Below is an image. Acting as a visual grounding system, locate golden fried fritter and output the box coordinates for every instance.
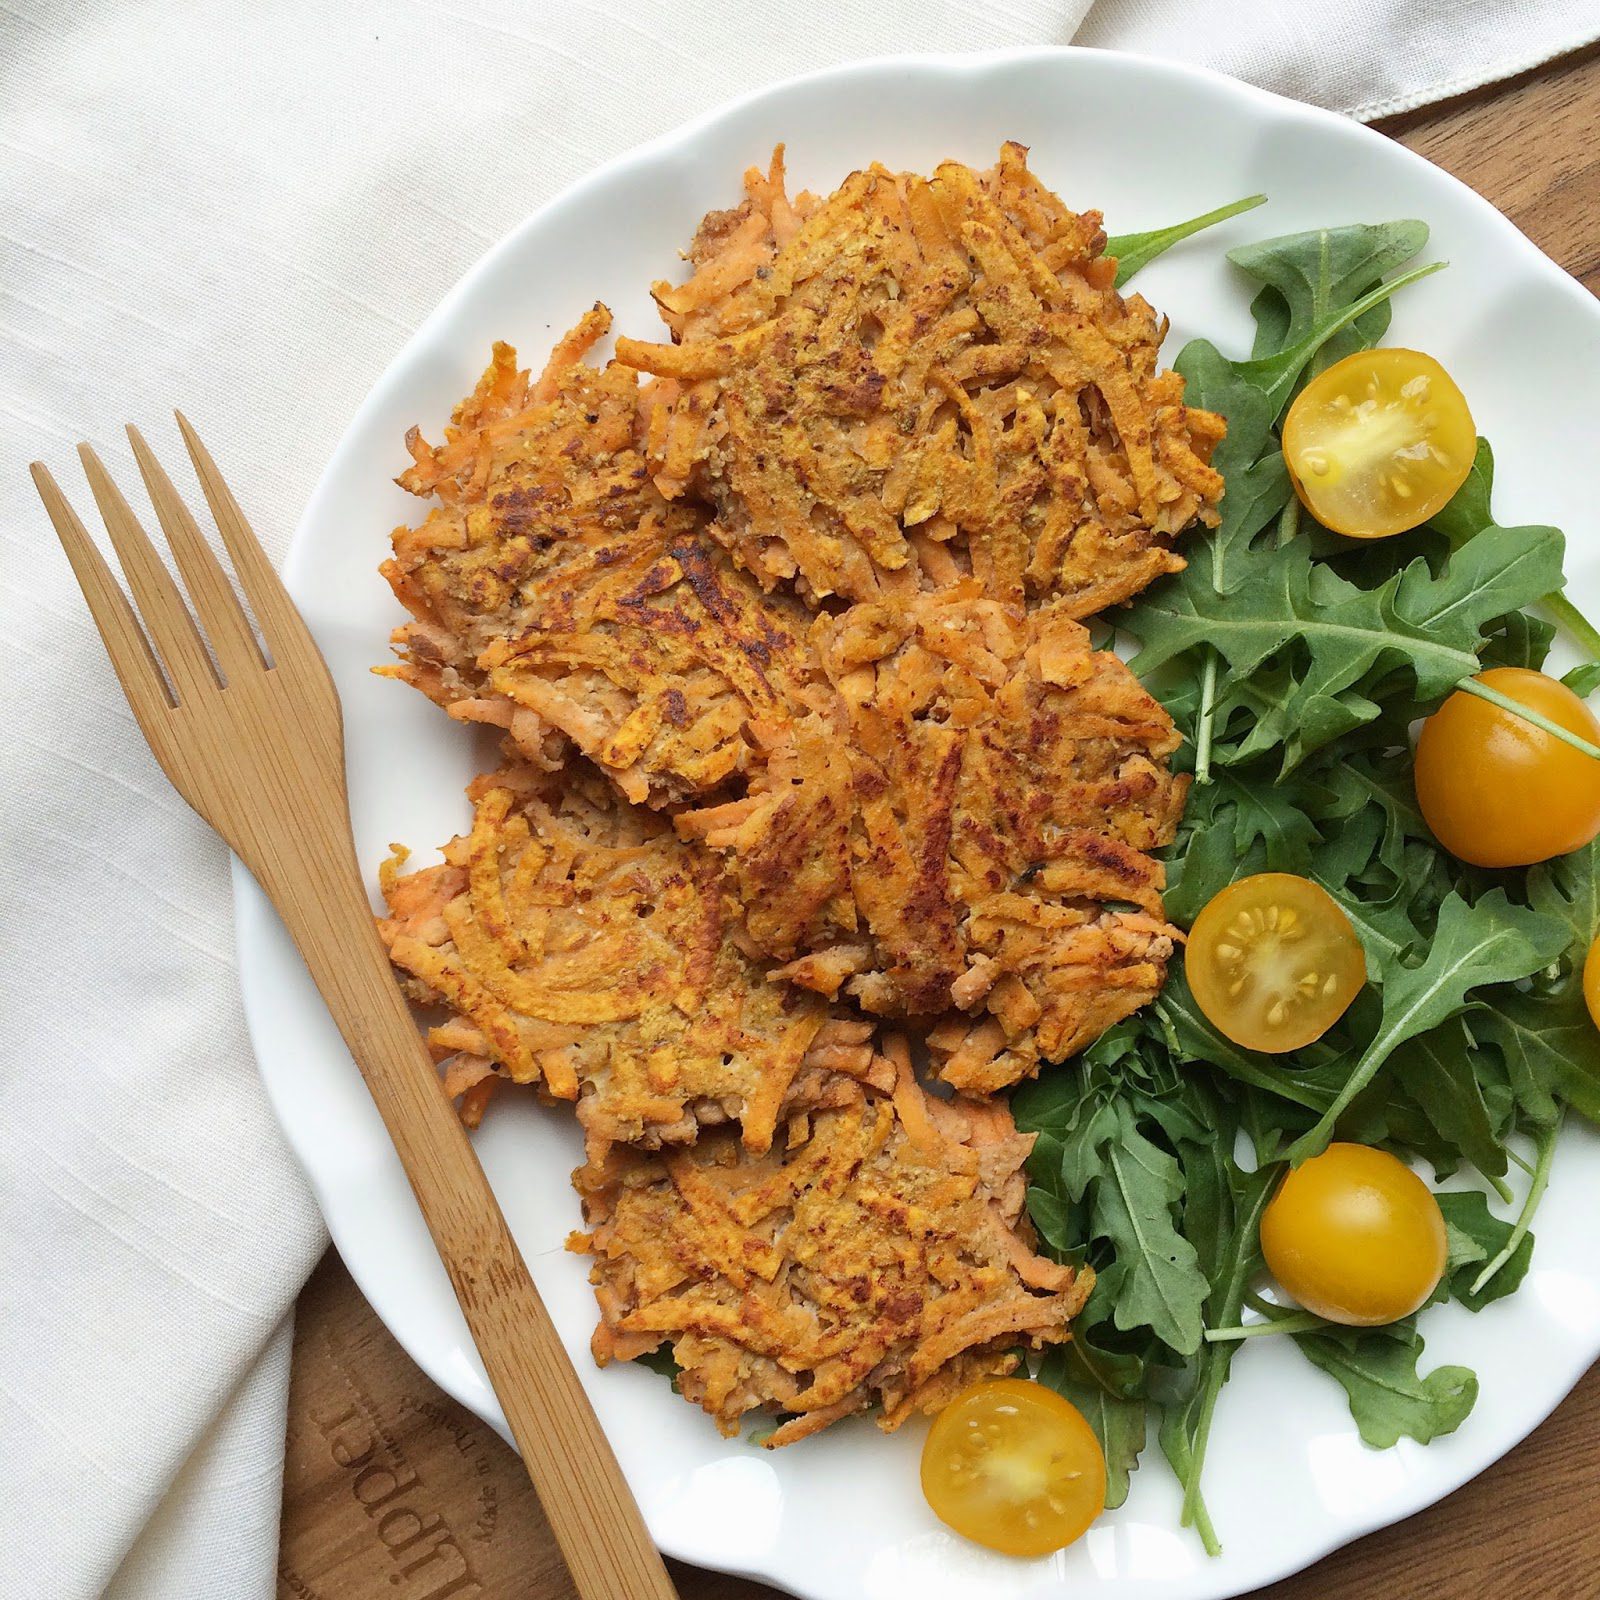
[617,143,1224,613]
[679,591,1186,1090]
[382,316,825,803]
[572,1042,1090,1445]
[378,760,886,1158]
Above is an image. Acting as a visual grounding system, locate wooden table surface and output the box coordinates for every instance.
[278,45,1600,1600]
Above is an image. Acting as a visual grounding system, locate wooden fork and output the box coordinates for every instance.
[31,422,679,1600]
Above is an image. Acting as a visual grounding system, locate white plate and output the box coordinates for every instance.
[235,47,1600,1600]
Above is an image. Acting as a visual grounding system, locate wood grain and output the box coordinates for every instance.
[280,45,1600,1600]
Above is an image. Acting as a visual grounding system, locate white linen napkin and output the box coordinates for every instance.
[2,4,1594,1597]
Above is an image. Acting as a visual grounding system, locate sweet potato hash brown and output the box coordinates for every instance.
[573,1041,1090,1445]
[616,143,1224,612]
[680,588,1187,1091]
[377,141,1211,1444]
[381,313,828,805]
[378,760,885,1159]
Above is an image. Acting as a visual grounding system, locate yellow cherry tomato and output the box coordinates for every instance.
[1584,937,1600,1033]
[1414,667,1600,868]
[1282,348,1476,538]
[921,1378,1105,1558]
[1261,1143,1447,1326]
[1184,873,1366,1054]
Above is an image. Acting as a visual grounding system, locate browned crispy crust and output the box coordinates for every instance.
[571,1040,1091,1444]
[617,143,1224,612]
[478,529,830,806]
[377,760,888,1159]
[679,590,1186,1090]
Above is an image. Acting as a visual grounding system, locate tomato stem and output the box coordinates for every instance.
[1203,1309,1328,1342]
[1455,677,1600,761]
[1470,1115,1560,1297]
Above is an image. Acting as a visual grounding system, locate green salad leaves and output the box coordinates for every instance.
[1019,215,1600,1552]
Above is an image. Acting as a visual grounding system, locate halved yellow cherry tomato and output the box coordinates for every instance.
[921,1378,1105,1557]
[1415,667,1600,868]
[1185,873,1365,1053]
[1583,937,1600,1033]
[1282,348,1476,538]
[1261,1143,1447,1326]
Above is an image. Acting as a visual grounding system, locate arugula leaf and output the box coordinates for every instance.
[1542,591,1600,675]
[1312,860,1423,978]
[1052,1287,1158,1401]
[1158,1161,1276,1555]
[1426,436,1600,688]
[1428,438,1497,548]
[1036,1343,1147,1509]
[1475,840,1600,1123]
[1229,221,1431,372]
[1171,340,1295,598]
[635,1346,682,1391]
[1157,970,1341,1116]
[1127,525,1564,772]
[1303,746,1433,886]
[1017,1052,1211,1355]
[1203,772,1322,871]
[1435,1190,1534,1309]
[1287,891,1572,1163]
[1026,1099,1120,1205]
[1292,1322,1477,1448]
[1482,608,1558,673]
[1174,265,1441,600]
[1388,1020,1509,1182]
[1163,773,1321,924]
[1474,990,1599,1126]
[1561,659,1600,697]
[1106,195,1267,287]
[1092,1103,1210,1354]
[1233,261,1443,412]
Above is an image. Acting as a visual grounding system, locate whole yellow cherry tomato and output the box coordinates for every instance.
[920,1378,1105,1557]
[1185,874,1366,1054]
[1261,1143,1447,1326]
[1282,348,1476,538]
[1414,667,1600,868]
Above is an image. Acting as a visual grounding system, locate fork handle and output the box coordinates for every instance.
[266,845,680,1600]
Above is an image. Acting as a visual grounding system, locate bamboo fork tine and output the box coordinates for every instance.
[31,461,175,718]
[173,410,319,673]
[77,442,217,704]
[127,424,264,682]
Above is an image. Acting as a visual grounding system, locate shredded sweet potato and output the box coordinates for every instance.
[384,343,1187,1089]
[678,588,1186,1089]
[374,143,1210,1446]
[571,1040,1090,1443]
[380,319,825,801]
[616,142,1224,613]
[378,760,887,1160]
